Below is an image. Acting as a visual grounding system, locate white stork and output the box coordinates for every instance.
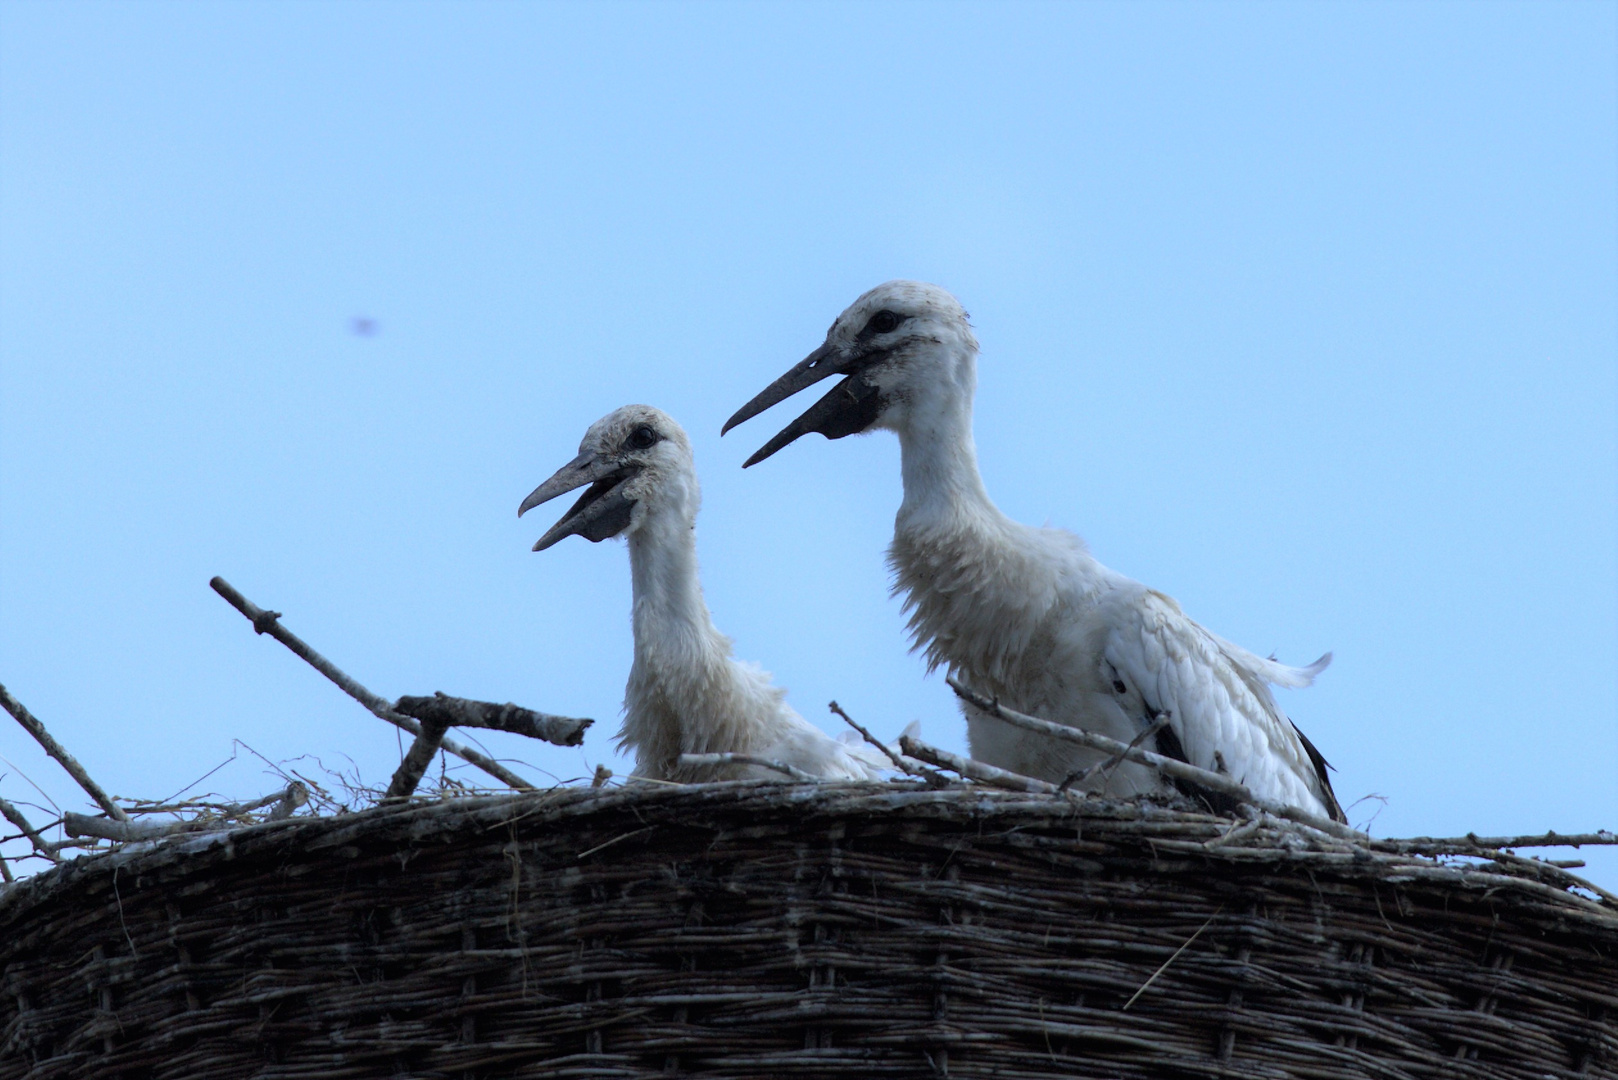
[722,282,1344,821]
[520,404,892,784]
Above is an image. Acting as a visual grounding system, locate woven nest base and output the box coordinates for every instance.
[1,783,1614,1079]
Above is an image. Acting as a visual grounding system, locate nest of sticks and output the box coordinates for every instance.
[3,578,1615,1077]
[2,781,1615,1080]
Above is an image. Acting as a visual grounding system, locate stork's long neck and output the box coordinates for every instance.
[622,480,773,776]
[889,356,1070,689]
[627,499,723,671]
[895,386,1000,532]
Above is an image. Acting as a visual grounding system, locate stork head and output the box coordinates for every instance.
[722,280,977,466]
[519,405,696,551]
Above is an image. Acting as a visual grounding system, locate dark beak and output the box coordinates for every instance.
[722,340,886,467]
[519,451,638,551]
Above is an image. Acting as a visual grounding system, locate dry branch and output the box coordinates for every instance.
[267,782,308,820]
[676,753,816,781]
[1143,829,1618,915]
[209,576,535,791]
[384,718,448,800]
[1059,715,1169,794]
[1488,848,1618,907]
[947,677,1363,841]
[43,837,107,854]
[125,782,308,821]
[63,782,311,841]
[0,682,128,822]
[899,734,1061,794]
[827,700,903,770]
[1202,815,1267,849]
[63,813,183,842]
[393,692,591,747]
[829,700,947,786]
[1376,830,1618,855]
[1121,905,1224,1011]
[0,796,57,863]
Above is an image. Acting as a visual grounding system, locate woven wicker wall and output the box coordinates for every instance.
[2,784,1614,1078]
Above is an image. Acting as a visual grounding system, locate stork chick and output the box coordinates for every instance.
[519,405,890,784]
[723,283,1345,821]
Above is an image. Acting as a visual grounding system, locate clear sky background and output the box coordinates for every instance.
[2,2,1614,888]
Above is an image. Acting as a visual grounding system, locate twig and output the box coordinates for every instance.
[576,825,654,860]
[1363,830,1618,905]
[0,751,61,815]
[384,719,449,800]
[65,781,311,841]
[899,735,1060,795]
[622,774,683,787]
[829,701,947,786]
[0,682,128,822]
[1202,815,1267,849]
[1377,830,1618,855]
[1058,715,1169,794]
[0,795,60,863]
[64,812,194,842]
[676,753,816,781]
[591,765,613,788]
[268,781,308,820]
[0,850,12,883]
[1486,849,1618,907]
[827,700,905,770]
[394,692,592,747]
[44,837,106,853]
[947,678,1362,842]
[209,577,535,791]
[1122,905,1224,1011]
[125,782,307,820]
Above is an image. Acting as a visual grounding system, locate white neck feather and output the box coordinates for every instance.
[887,339,1086,690]
[628,499,711,650]
[620,479,786,777]
[895,384,998,532]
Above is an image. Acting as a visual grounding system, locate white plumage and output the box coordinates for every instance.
[724,282,1344,821]
[520,404,891,784]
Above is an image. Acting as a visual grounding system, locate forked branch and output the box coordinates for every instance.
[210,577,537,791]
[394,692,590,747]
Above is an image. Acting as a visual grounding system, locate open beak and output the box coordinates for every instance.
[722,340,886,467]
[518,451,638,551]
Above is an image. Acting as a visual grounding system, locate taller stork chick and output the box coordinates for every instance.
[520,405,890,784]
[723,283,1344,821]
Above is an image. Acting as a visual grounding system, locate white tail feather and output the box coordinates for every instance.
[1213,633,1332,689]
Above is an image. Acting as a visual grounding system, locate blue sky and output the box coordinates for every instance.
[2,2,1614,887]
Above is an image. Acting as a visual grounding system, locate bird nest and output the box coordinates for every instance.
[1,782,1614,1079]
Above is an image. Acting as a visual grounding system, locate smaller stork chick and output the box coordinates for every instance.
[519,405,889,783]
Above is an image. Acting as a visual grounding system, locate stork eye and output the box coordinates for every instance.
[626,425,659,450]
[865,310,904,335]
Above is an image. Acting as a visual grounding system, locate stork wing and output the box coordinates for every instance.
[1099,589,1343,822]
